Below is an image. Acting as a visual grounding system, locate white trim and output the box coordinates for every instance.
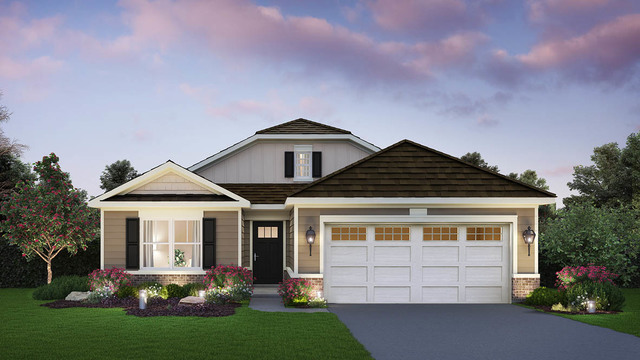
[298,273,323,279]
[100,209,104,269]
[244,212,290,221]
[512,273,540,278]
[293,206,299,274]
[128,270,207,275]
[282,220,287,271]
[249,221,254,269]
[89,161,250,208]
[286,267,296,278]
[250,204,287,210]
[188,134,380,171]
[286,197,555,206]
[237,209,242,266]
[93,203,246,209]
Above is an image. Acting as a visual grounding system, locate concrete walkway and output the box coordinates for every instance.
[249,285,328,313]
[330,304,640,360]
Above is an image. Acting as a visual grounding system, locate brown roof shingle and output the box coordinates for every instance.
[218,183,308,204]
[256,118,351,135]
[290,140,556,198]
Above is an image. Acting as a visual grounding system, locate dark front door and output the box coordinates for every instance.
[253,221,283,284]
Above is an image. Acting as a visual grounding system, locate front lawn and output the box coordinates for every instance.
[0,289,371,359]
[545,288,640,337]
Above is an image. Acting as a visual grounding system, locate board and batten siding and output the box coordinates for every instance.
[103,211,138,268]
[286,214,294,270]
[426,208,536,273]
[204,211,239,266]
[195,141,371,183]
[130,173,211,194]
[297,208,410,273]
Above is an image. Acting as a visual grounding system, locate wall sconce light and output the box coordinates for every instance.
[139,289,147,310]
[522,226,536,256]
[306,226,316,256]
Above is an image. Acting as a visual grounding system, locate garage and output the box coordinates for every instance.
[323,221,511,304]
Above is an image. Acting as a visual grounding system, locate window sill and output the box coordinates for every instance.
[130,269,207,275]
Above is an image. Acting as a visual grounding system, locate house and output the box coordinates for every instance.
[88,118,555,303]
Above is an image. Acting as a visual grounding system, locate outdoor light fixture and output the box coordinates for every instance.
[139,289,147,310]
[587,300,596,313]
[317,290,323,299]
[306,226,316,256]
[198,290,206,298]
[522,226,536,256]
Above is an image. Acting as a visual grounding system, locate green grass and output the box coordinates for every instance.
[521,288,640,337]
[0,289,371,359]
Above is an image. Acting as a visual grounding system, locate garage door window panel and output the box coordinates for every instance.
[467,227,502,241]
[374,227,409,241]
[331,227,366,241]
[423,226,458,241]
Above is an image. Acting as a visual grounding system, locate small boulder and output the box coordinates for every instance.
[179,296,205,306]
[65,291,91,301]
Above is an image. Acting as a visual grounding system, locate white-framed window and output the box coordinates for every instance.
[294,145,312,181]
[142,219,201,269]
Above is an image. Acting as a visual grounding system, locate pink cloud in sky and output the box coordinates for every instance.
[543,165,574,176]
[367,0,484,36]
[527,0,623,23]
[517,14,640,80]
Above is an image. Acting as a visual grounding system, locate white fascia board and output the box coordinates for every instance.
[89,161,250,208]
[250,204,287,210]
[188,134,380,172]
[91,202,248,210]
[320,214,518,225]
[285,197,556,207]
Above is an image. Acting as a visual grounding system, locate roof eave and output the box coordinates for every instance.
[285,197,556,207]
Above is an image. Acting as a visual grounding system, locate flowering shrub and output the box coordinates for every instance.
[277,278,313,305]
[88,268,131,299]
[203,265,254,304]
[138,282,167,299]
[555,264,625,311]
[556,264,618,290]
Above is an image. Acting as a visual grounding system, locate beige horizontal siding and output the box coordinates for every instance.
[131,173,211,194]
[205,211,239,266]
[103,211,138,269]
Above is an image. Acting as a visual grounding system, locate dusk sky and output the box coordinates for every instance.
[1,0,639,205]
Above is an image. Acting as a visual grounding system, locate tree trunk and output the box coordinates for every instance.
[47,261,52,284]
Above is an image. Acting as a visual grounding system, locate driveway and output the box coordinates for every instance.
[330,304,640,360]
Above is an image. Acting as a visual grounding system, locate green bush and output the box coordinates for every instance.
[183,283,205,297]
[523,287,566,307]
[116,285,138,299]
[166,284,188,298]
[565,281,625,311]
[32,275,89,300]
[137,282,168,299]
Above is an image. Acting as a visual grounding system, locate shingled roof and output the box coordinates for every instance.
[218,183,308,204]
[256,118,351,135]
[290,140,556,198]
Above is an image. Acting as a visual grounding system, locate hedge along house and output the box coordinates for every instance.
[89,119,555,303]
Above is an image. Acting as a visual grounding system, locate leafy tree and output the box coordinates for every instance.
[539,203,640,287]
[0,153,99,284]
[565,132,639,208]
[508,169,549,190]
[460,151,499,172]
[0,92,26,157]
[0,154,35,196]
[99,159,138,191]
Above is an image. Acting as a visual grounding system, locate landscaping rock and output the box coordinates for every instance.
[179,296,205,306]
[65,291,91,301]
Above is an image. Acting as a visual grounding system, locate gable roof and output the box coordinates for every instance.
[89,161,250,208]
[255,118,351,134]
[218,183,307,204]
[188,118,379,172]
[289,140,556,199]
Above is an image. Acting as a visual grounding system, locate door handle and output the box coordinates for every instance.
[254,253,259,262]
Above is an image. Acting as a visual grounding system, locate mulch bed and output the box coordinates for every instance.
[41,297,240,317]
[531,305,620,315]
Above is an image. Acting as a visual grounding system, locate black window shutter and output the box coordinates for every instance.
[125,218,140,270]
[202,218,216,269]
[284,152,294,178]
[312,152,322,178]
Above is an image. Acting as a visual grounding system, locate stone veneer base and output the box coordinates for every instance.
[512,276,540,302]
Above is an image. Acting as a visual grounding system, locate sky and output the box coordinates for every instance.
[1,0,639,205]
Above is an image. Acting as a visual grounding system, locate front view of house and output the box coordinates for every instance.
[89,119,555,303]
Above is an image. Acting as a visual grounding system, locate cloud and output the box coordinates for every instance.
[367,0,485,37]
[0,56,62,79]
[527,0,625,23]
[543,165,574,176]
[477,114,499,127]
[517,14,640,82]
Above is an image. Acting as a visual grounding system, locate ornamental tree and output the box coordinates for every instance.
[0,153,99,284]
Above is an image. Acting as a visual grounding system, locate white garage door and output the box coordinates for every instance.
[324,224,510,303]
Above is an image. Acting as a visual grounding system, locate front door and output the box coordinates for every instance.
[253,221,283,284]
